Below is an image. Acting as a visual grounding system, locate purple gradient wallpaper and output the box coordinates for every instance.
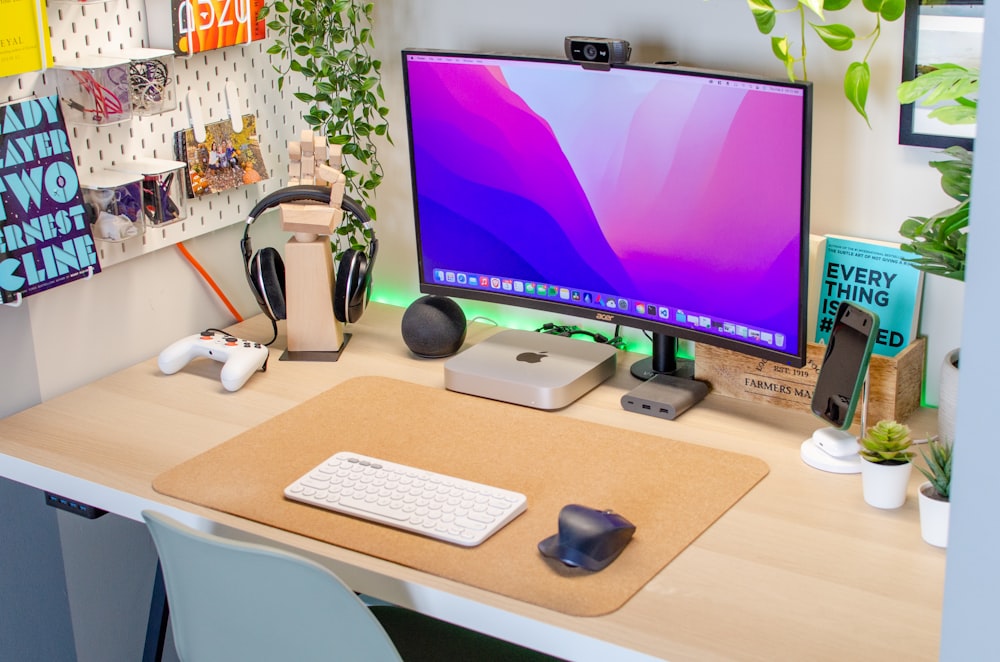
[404,52,809,358]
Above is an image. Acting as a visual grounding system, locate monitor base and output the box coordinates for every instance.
[629,356,695,381]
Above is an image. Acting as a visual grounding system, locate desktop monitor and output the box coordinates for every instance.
[401,49,812,388]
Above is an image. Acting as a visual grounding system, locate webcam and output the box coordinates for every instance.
[564,36,631,71]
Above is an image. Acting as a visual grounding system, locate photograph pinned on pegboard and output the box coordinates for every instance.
[174,114,269,198]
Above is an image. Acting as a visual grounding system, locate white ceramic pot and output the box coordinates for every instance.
[860,460,912,509]
[918,482,950,548]
[938,348,960,444]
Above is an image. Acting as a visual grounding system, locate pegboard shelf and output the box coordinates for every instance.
[1,0,302,272]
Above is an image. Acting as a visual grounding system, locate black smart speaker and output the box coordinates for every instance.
[400,295,467,358]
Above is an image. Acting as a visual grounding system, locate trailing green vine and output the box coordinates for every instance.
[260,0,390,254]
[747,0,904,126]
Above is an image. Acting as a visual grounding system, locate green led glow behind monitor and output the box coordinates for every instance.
[402,49,813,404]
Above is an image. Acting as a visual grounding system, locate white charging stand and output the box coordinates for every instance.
[800,370,870,474]
[800,428,862,473]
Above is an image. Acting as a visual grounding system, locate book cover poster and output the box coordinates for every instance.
[172,0,266,56]
[175,113,269,198]
[0,95,101,304]
[815,235,923,358]
[0,0,54,77]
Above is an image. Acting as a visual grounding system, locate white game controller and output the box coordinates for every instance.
[158,330,269,392]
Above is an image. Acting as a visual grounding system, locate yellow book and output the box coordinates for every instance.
[0,0,53,78]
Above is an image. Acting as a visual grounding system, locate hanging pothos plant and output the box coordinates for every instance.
[260,0,391,255]
[746,0,905,126]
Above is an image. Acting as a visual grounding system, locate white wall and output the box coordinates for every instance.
[0,1,979,659]
[0,0,964,418]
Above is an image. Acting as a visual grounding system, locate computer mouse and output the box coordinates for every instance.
[537,504,636,571]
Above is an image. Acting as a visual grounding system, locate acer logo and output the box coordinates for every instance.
[595,312,615,322]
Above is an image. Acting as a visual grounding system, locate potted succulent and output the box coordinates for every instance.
[858,419,914,509]
[896,63,978,444]
[916,438,952,548]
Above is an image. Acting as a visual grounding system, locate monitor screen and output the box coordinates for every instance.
[402,49,812,373]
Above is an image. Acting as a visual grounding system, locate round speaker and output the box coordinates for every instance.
[401,295,467,358]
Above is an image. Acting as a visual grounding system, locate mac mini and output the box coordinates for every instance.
[443,329,617,410]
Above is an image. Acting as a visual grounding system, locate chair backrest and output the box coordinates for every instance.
[142,511,403,662]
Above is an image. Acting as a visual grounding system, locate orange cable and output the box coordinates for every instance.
[175,242,244,323]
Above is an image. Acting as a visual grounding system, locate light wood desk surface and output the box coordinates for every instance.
[0,302,943,661]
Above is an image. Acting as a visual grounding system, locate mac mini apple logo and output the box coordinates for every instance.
[516,351,548,364]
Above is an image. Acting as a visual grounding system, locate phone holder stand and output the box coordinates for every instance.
[800,369,869,474]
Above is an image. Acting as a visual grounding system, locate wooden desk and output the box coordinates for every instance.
[0,303,943,661]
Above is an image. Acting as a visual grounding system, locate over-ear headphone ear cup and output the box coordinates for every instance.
[334,249,369,324]
[250,247,287,321]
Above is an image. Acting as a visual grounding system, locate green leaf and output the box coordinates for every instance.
[800,0,825,19]
[923,103,973,127]
[823,0,851,10]
[812,23,855,51]
[770,36,796,81]
[844,61,871,127]
[748,0,777,34]
[866,0,904,21]
[899,64,979,112]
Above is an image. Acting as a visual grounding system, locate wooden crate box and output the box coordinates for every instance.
[694,338,925,425]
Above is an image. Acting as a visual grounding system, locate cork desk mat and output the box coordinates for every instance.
[153,376,769,616]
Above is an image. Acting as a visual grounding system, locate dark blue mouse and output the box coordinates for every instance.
[537,504,635,571]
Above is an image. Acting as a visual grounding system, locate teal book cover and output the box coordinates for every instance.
[814,234,924,357]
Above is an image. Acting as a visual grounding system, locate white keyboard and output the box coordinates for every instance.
[284,451,527,547]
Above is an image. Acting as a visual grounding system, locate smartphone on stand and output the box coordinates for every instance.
[812,302,880,429]
[801,302,879,473]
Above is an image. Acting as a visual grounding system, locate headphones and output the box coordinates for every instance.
[240,185,378,325]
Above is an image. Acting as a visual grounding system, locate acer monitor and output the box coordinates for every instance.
[401,49,812,406]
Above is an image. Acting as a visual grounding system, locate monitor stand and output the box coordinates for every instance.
[630,332,694,380]
[443,329,618,410]
[621,332,709,420]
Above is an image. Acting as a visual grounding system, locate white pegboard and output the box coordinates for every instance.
[1,0,304,268]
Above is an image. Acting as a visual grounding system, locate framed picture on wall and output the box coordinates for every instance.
[899,0,983,150]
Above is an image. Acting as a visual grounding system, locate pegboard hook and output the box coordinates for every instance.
[225,82,243,133]
[187,90,207,143]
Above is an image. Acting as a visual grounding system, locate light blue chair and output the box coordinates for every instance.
[142,510,559,662]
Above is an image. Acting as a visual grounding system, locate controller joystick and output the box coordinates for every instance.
[158,330,269,392]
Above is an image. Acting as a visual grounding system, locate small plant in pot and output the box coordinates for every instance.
[858,420,914,509]
[916,438,952,548]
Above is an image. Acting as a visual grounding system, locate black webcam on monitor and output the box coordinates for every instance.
[564,36,631,70]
